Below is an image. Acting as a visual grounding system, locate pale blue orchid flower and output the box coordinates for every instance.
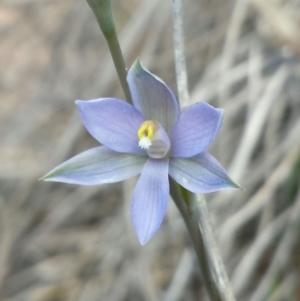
[43,60,238,245]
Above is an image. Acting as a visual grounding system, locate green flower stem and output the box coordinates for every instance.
[86,0,132,104]
[169,178,223,301]
[195,194,236,301]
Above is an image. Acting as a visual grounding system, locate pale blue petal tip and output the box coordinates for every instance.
[131,158,169,245]
[41,147,147,186]
[169,152,238,194]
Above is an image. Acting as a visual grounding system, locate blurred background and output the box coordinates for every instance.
[1,0,300,300]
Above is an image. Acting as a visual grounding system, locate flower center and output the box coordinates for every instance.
[137,120,158,149]
[137,120,170,159]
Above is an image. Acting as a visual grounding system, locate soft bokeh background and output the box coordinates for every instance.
[1,0,300,300]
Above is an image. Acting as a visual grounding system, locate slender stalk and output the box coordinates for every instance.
[169,179,222,301]
[106,34,132,103]
[190,193,236,301]
[85,0,132,104]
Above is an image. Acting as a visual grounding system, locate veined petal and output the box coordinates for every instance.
[42,146,147,185]
[131,158,169,245]
[170,102,223,158]
[76,98,145,154]
[127,60,179,131]
[169,152,239,193]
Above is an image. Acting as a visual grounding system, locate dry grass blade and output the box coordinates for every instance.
[231,208,290,296]
[229,66,290,182]
[219,145,300,256]
[249,189,300,301]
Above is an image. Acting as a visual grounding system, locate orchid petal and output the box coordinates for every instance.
[131,158,169,245]
[170,102,223,158]
[169,152,239,193]
[76,98,145,154]
[42,146,147,185]
[127,60,179,131]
